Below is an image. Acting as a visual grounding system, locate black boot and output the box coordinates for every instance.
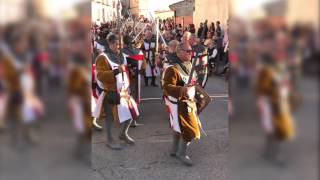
[170,133,180,157]
[151,77,158,87]
[144,76,149,87]
[119,119,135,145]
[105,118,122,150]
[177,139,193,166]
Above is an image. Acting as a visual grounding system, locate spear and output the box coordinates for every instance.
[116,0,125,81]
[156,18,159,55]
[116,0,122,49]
[149,12,167,48]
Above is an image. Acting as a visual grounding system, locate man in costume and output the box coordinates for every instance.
[162,43,207,166]
[67,55,92,161]
[94,33,139,150]
[256,31,297,165]
[166,40,179,64]
[160,40,179,88]
[189,35,209,88]
[181,31,191,45]
[67,22,92,162]
[140,30,159,87]
[121,35,146,127]
[0,27,38,147]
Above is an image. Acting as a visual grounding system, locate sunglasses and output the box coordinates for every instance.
[182,49,193,54]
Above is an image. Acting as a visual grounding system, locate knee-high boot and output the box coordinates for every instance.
[144,76,149,86]
[170,133,180,157]
[177,139,193,166]
[105,117,122,150]
[151,76,158,87]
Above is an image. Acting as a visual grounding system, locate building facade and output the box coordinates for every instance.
[154,10,174,20]
[169,0,194,28]
[91,0,121,23]
[193,0,229,30]
[125,0,154,20]
[169,0,229,30]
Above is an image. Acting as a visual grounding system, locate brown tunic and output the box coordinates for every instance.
[0,55,22,120]
[95,53,121,126]
[162,65,200,142]
[67,65,92,139]
[256,65,295,140]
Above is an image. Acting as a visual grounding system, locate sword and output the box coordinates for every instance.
[132,23,147,42]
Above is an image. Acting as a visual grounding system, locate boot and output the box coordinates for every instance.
[144,76,149,87]
[25,123,39,146]
[272,140,287,167]
[169,133,180,157]
[151,77,158,87]
[119,119,135,145]
[263,135,273,160]
[105,117,122,150]
[177,139,193,166]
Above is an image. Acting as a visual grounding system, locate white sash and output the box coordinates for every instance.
[162,65,181,132]
[258,96,273,134]
[164,95,181,133]
[69,96,85,133]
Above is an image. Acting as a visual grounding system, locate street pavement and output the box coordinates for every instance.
[229,76,318,180]
[92,75,229,180]
[0,86,91,180]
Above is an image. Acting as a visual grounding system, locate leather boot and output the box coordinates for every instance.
[105,117,122,150]
[151,77,158,87]
[177,140,193,166]
[169,133,180,157]
[144,76,149,87]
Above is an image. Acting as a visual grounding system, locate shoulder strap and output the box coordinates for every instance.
[175,61,190,75]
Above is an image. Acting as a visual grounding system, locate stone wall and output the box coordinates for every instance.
[169,0,194,17]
